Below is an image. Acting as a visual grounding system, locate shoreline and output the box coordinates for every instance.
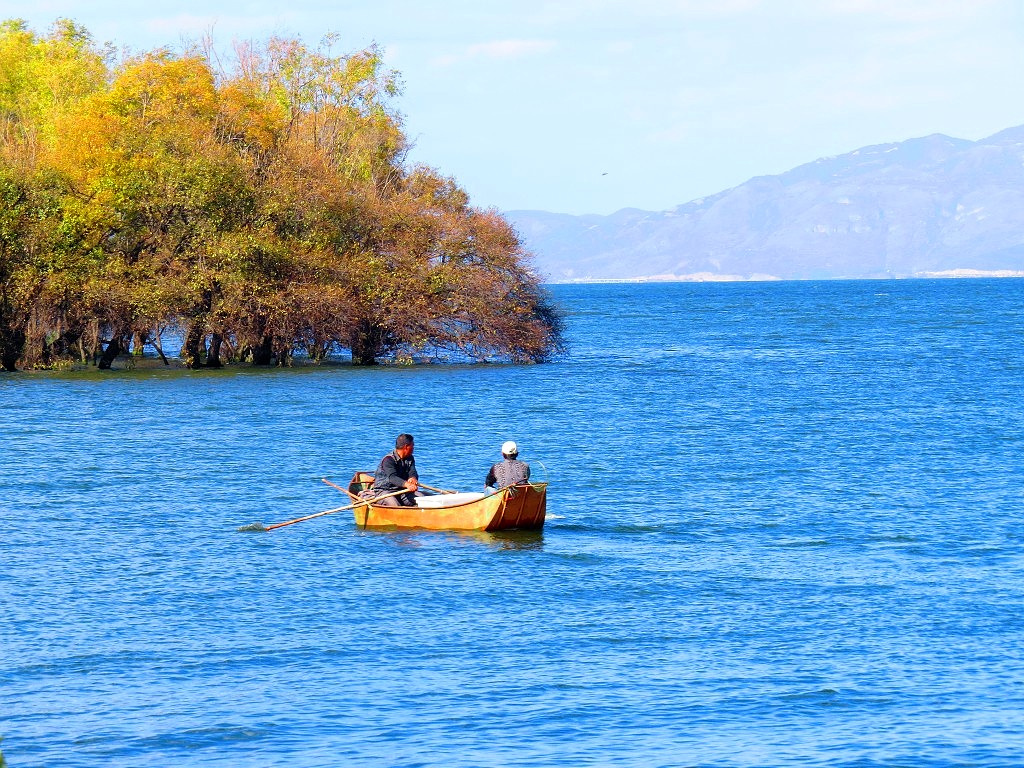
[546,269,1024,284]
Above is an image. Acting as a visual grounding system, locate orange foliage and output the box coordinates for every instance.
[0,21,563,370]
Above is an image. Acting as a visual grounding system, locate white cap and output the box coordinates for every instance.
[501,440,518,456]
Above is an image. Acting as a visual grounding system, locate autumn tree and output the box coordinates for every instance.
[0,19,110,370]
[0,20,564,370]
[339,164,562,364]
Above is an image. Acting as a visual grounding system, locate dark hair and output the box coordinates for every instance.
[395,433,414,449]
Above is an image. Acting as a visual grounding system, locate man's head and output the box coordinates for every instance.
[395,433,414,458]
[501,440,518,459]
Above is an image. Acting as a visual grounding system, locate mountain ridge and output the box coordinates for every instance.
[506,126,1024,282]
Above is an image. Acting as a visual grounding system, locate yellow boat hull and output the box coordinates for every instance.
[346,472,547,531]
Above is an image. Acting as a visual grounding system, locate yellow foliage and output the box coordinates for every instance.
[0,18,562,370]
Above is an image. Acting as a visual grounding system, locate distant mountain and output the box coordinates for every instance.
[506,126,1024,281]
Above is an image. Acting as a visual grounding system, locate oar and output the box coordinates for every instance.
[238,488,410,532]
[321,477,356,496]
[321,477,456,496]
[418,482,457,494]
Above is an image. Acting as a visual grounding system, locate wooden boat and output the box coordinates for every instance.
[345,471,547,531]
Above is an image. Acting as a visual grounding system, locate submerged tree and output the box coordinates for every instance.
[0,19,112,370]
[0,19,563,370]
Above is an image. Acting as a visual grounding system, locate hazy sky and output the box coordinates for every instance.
[6,1,1024,215]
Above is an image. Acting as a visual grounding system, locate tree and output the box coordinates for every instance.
[0,19,110,369]
[0,20,564,370]
[0,165,29,371]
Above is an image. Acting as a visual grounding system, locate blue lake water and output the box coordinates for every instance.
[2,278,1023,766]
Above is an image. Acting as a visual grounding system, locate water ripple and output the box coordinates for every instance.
[3,279,1024,766]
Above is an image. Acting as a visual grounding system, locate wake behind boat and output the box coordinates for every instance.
[343,471,547,531]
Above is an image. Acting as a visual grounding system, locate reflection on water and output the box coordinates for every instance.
[449,529,545,551]
[354,527,544,551]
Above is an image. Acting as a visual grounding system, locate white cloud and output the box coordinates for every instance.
[430,38,555,67]
[649,0,762,14]
[532,0,761,20]
[820,0,1002,22]
[465,39,555,59]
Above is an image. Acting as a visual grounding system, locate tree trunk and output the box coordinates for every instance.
[97,335,124,370]
[150,326,170,366]
[0,327,25,371]
[182,322,206,369]
[350,319,381,366]
[184,289,215,369]
[88,321,103,364]
[307,341,328,363]
[43,327,80,367]
[276,344,292,367]
[251,335,274,366]
[206,333,224,368]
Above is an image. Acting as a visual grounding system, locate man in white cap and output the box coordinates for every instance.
[484,440,531,493]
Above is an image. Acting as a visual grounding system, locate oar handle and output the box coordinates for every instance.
[321,477,352,496]
[265,488,409,531]
[418,482,456,494]
[323,476,456,496]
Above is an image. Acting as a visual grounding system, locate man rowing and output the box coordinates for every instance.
[369,433,420,506]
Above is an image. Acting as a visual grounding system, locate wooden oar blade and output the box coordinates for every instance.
[255,487,410,532]
[237,522,268,532]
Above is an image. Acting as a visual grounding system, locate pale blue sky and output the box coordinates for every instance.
[6,1,1024,215]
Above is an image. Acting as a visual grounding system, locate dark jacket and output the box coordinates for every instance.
[372,451,418,493]
[485,459,530,490]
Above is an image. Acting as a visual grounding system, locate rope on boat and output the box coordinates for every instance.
[527,460,550,490]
